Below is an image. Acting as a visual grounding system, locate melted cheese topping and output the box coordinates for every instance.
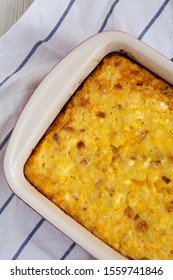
[24,53,173,260]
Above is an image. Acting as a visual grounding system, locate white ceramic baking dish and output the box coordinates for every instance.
[4,31,173,260]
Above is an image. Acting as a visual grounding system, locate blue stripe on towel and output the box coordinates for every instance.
[0,129,13,151]
[0,193,15,215]
[0,130,14,215]
[98,0,121,32]
[60,242,76,260]
[138,0,170,40]
[0,0,76,88]
[12,217,45,260]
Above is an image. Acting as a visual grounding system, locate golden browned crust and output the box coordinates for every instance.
[24,53,173,260]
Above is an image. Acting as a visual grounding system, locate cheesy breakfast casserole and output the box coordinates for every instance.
[24,53,173,260]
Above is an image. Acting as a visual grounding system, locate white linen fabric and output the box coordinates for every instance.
[0,0,173,260]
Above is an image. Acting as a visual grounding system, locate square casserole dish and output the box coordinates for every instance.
[4,31,173,260]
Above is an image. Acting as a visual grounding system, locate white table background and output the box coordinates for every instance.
[0,0,34,37]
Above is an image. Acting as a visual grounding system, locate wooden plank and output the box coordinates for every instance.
[0,0,34,37]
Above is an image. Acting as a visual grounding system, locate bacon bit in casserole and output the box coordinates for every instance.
[134,214,140,221]
[139,130,149,142]
[124,206,135,219]
[96,111,105,118]
[80,97,89,107]
[162,176,171,184]
[168,97,173,111]
[131,156,137,160]
[136,81,143,86]
[53,133,60,143]
[149,160,161,169]
[136,220,149,232]
[115,83,123,89]
[111,155,116,163]
[110,145,119,153]
[114,60,121,67]
[80,158,88,165]
[97,81,109,93]
[132,70,140,75]
[153,160,161,164]
[64,126,76,132]
[168,155,173,162]
[76,140,85,149]
[167,201,173,212]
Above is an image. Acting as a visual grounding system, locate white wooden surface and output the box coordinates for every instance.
[0,0,34,37]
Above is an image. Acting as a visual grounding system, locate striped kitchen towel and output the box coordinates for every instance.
[0,0,173,260]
